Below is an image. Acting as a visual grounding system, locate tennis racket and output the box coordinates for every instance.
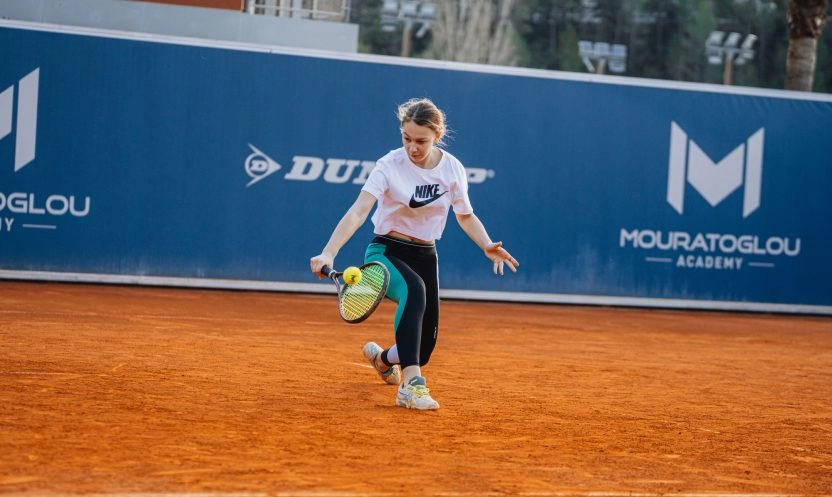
[320,262,390,324]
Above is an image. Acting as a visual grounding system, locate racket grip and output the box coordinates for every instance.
[320,265,335,278]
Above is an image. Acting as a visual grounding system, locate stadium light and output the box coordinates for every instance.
[381,0,436,57]
[578,40,627,74]
[705,31,757,85]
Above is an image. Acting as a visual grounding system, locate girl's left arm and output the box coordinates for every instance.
[455,212,519,275]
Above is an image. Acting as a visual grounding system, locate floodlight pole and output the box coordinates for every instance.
[723,52,734,85]
[382,1,434,58]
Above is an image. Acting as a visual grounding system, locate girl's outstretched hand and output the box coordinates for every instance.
[485,241,519,275]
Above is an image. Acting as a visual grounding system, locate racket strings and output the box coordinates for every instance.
[340,265,387,321]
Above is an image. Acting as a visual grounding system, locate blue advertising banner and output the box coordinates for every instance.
[1,21,831,314]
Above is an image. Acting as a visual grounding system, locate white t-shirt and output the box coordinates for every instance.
[362,147,474,241]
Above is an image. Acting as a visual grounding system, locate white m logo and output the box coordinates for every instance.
[0,68,39,172]
[667,121,764,218]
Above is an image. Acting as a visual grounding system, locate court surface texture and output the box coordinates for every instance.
[1,281,830,496]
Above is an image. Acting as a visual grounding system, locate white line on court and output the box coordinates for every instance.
[347,362,373,369]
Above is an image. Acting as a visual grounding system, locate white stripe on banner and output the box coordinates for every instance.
[14,68,38,172]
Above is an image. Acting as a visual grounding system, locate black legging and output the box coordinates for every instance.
[365,235,439,369]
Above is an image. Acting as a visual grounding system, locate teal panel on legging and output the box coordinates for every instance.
[365,242,407,334]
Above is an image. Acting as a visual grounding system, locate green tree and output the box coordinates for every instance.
[557,23,585,71]
[665,1,716,83]
[349,0,432,57]
[512,0,583,70]
[815,24,832,91]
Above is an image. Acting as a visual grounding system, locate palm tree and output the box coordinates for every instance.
[785,0,829,91]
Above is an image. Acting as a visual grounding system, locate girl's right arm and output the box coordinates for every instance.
[309,190,377,277]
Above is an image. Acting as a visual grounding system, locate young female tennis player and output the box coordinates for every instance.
[309,98,518,410]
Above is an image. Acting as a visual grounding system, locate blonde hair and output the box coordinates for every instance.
[397,98,447,146]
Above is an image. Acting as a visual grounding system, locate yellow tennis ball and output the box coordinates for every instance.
[344,266,362,285]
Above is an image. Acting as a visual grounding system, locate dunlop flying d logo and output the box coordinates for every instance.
[667,121,764,218]
[0,68,39,172]
[245,143,282,187]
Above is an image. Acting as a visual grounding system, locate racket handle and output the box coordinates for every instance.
[320,265,336,278]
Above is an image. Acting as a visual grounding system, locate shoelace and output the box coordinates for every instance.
[408,384,431,398]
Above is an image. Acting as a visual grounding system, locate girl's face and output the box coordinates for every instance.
[401,120,439,167]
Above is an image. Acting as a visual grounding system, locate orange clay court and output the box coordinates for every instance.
[0,280,830,496]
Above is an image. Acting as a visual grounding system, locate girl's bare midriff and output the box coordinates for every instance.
[386,231,434,245]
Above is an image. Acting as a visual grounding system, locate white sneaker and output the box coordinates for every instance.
[362,342,401,385]
[396,376,440,410]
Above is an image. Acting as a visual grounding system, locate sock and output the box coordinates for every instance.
[402,365,422,384]
[382,345,399,366]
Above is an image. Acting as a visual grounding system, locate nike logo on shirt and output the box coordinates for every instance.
[409,184,447,208]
